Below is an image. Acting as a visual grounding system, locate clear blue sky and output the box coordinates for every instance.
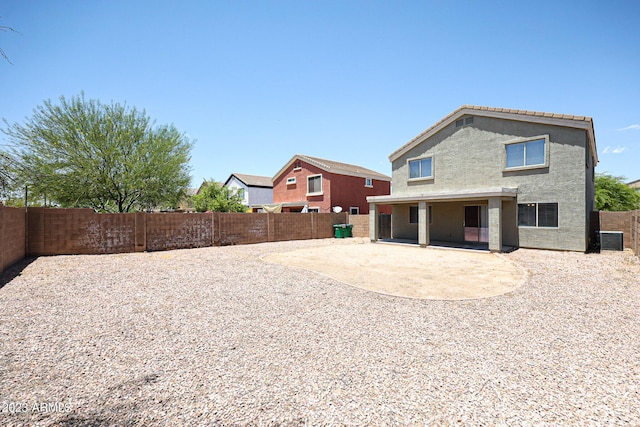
[1,0,639,187]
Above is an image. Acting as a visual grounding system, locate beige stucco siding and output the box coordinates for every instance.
[391,116,590,251]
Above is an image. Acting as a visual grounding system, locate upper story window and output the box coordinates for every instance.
[408,156,433,180]
[505,135,548,170]
[236,188,245,199]
[286,177,296,185]
[307,174,322,195]
[365,177,373,187]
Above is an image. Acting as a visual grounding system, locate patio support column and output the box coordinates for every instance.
[369,203,379,242]
[488,197,502,252]
[418,201,430,248]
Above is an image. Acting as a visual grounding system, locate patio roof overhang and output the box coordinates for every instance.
[367,187,518,204]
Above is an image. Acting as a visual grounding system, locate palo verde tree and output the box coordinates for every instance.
[2,93,193,212]
[595,173,640,211]
[192,180,246,212]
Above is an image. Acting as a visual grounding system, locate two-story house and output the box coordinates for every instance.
[272,154,391,214]
[224,173,273,212]
[367,106,598,252]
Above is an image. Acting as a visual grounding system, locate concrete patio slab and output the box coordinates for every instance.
[263,239,525,299]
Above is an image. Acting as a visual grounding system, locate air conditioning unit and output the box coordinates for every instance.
[599,231,623,251]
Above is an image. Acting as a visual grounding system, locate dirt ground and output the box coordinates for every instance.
[262,238,525,300]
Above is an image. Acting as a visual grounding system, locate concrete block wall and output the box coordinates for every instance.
[0,209,350,267]
[146,213,213,251]
[348,214,370,238]
[27,208,136,256]
[599,211,633,249]
[213,212,346,245]
[0,206,26,273]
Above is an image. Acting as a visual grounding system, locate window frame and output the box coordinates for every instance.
[504,135,549,172]
[286,177,296,185]
[409,205,433,224]
[306,174,323,196]
[517,202,558,228]
[365,177,373,188]
[308,207,320,213]
[407,155,434,181]
[349,207,359,215]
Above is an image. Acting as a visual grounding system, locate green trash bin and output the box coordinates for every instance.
[333,224,345,238]
[344,224,353,238]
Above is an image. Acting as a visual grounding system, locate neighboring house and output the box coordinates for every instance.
[627,179,640,190]
[367,105,598,252]
[224,173,273,212]
[271,154,391,214]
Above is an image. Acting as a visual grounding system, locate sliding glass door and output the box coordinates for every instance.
[464,205,488,243]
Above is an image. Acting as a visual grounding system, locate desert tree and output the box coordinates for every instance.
[2,93,193,212]
[595,173,640,211]
[192,180,246,212]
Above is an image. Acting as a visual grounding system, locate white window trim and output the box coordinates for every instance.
[350,207,360,215]
[503,134,550,172]
[365,178,373,188]
[306,174,323,196]
[407,155,434,182]
[286,177,296,185]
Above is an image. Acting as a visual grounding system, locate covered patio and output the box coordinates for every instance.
[367,188,519,253]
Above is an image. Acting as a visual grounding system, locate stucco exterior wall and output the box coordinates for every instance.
[391,115,591,251]
[248,186,273,206]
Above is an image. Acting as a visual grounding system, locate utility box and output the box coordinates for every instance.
[599,231,623,251]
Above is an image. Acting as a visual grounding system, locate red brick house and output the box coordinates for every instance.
[271,154,391,214]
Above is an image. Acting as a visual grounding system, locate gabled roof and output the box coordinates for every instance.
[273,154,391,181]
[628,179,640,189]
[225,173,273,188]
[389,105,598,164]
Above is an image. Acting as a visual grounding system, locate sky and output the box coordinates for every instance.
[1,0,639,187]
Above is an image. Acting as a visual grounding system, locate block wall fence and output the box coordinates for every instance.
[599,210,640,254]
[0,207,351,273]
[0,205,27,273]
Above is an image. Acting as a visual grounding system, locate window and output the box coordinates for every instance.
[236,188,245,199]
[350,207,359,215]
[409,205,433,224]
[365,178,373,187]
[408,157,433,179]
[456,117,474,127]
[307,174,322,195]
[518,203,558,227]
[505,136,547,169]
[308,207,320,213]
[286,177,296,185]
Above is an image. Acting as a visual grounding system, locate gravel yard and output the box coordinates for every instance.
[1,239,639,426]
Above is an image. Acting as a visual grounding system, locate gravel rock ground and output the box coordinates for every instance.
[0,239,638,426]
